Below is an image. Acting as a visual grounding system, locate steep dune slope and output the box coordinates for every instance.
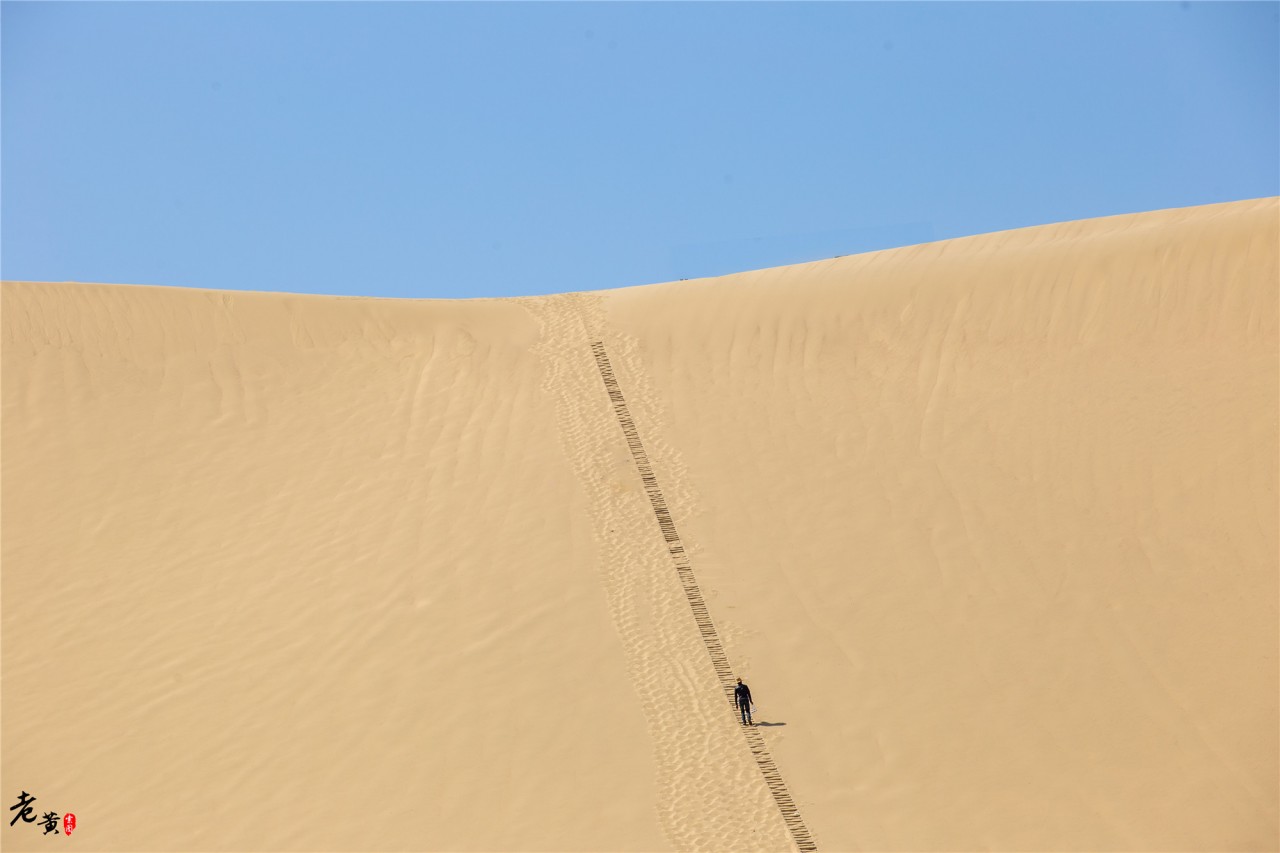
[2,291,679,851]
[3,197,1276,852]
[604,197,1278,851]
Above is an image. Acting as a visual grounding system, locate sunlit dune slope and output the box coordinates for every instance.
[3,197,1277,852]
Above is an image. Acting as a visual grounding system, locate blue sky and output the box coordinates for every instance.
[3,1,1277,299]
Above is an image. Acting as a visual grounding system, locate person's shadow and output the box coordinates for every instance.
[755,721,786,727]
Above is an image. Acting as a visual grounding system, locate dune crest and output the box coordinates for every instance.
[3,197,1277,851]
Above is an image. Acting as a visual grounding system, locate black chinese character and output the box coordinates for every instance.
[8,791,37,827]
[41,811,60,835]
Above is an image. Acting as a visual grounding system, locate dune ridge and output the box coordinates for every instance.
[3,197,1277,852]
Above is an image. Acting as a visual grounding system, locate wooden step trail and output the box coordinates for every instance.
[590,341,818,853]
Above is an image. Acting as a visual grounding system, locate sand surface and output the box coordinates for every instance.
[3,197,1277,851]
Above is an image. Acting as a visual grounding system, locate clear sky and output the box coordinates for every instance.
[3,1,1277,299]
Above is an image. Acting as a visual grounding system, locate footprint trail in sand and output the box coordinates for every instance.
[520,293,807,852]
[591,339,819,853]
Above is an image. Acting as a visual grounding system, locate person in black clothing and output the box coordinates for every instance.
[734,678,754,726]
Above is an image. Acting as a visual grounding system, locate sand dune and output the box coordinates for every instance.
[3,197,1277,852]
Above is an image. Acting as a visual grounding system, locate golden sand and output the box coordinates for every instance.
[3,197,1276,851]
